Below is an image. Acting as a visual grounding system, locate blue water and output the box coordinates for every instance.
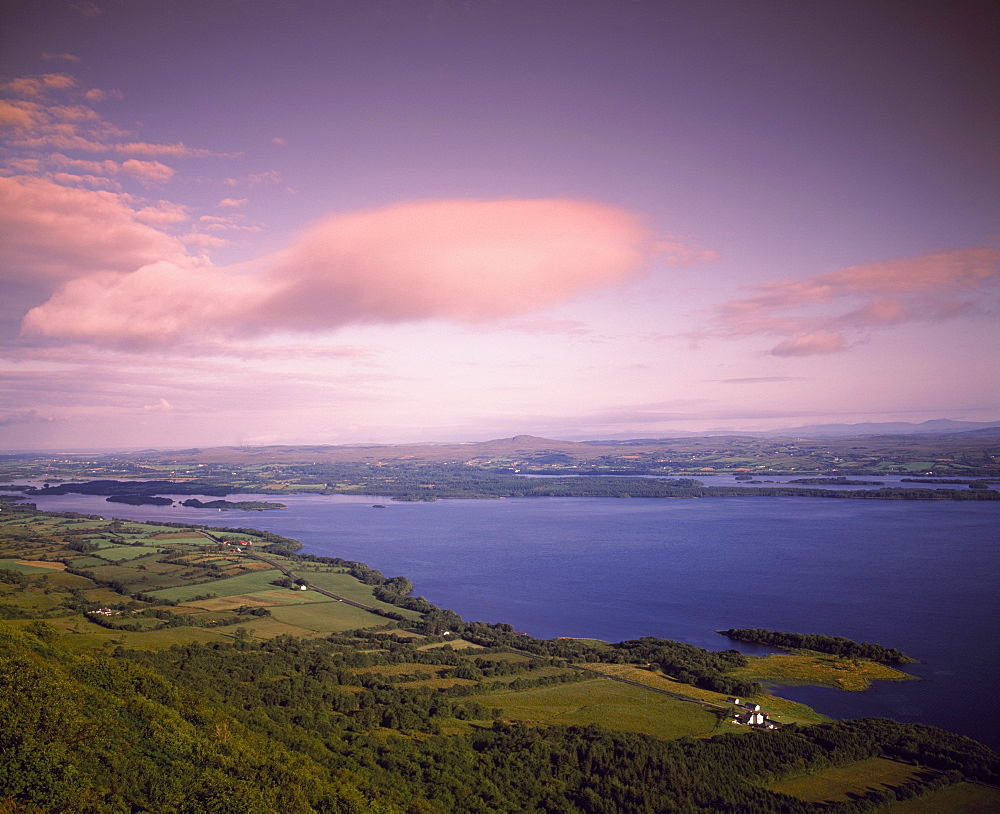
[6,490,999,750]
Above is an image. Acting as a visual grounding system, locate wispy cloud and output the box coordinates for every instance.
[716,376,809,384]
[42,53,81,63]
[705,248,1000,355]
[1,74,77,97]
[769,331,846,357]
[1,72,225,168]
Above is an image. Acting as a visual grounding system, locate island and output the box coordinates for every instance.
[179,498,287,510]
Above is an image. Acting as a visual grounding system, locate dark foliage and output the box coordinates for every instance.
[720,628,917,664]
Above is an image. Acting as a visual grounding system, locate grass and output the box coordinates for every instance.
[183,590,318,611]
[0,558,65,573]
[481,677,719,739]
[767,757,927,803]
[146,532,218,544]
[90,545,164,562]
[67,556,109,568]
[417,637,483,650]
[275,567,424,619]
[731,651,915,692]
[267,598,391,632]
[581,662,830,726]
[880,782,1000,813]
[148,569,283,601]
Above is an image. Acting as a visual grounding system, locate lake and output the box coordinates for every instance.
[6,488,999,750]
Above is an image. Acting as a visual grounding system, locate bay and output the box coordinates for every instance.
[6,489,999,750]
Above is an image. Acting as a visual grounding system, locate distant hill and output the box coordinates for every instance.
[757,419,1000,438]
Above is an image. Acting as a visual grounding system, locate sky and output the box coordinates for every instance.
[1,0,998,449]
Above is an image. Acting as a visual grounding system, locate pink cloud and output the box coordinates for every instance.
[135,201,190,225]
[2,73,221,164]
[49,172,120,190]
[21,258,269,345]
[114,141,217,158]
[48,153,118,175]
[182,232,231,249]
[708,247,1000,355]
[0,100,47,131]
[21,198,673,347]
[224,170,283,187]
[120,158,175,184]
[73,2,102,17]
[84,88,123,102]
[503,319,594,336]
[256,198,653,329]
[655,237,720,267]
[2,74,76,98]
[769,331,847,357]
[0,175,187,282]
[219,197,248,207]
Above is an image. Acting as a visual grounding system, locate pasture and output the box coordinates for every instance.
[148,569,284,601]
[0,559,64,573]
[482,676,719,739]
[268,598,390,632]
[583,662,829,725]
[731,651,914,692]
[90,545,163,562]
[767,757,926,803]
[881,782,1000,813]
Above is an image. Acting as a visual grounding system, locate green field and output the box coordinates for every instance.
[0,558,64,573]
[881,782,1000,813]
[89,545,164,562]
[482,677,720,739]
[268,597,393,631]
[583,662,830,725]
[768,757,926,802]
[148,569,284,601]
[732,651,915,692]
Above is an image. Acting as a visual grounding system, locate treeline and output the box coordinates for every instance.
[17,469,1000,504]
[719,628,918,664]
[4,623,997,813]
[26,479,230,497]
[453,624,763,696]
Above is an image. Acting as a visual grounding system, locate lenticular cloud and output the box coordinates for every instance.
[22,198,657,346]
[255,198,651,328]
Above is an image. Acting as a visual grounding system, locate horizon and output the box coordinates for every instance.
[5,416,1000,456]
[2,1,998,450]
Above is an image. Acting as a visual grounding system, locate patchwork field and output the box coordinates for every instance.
[0,558,66,573]
[90,545,164,562]
[148,569,286,601]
